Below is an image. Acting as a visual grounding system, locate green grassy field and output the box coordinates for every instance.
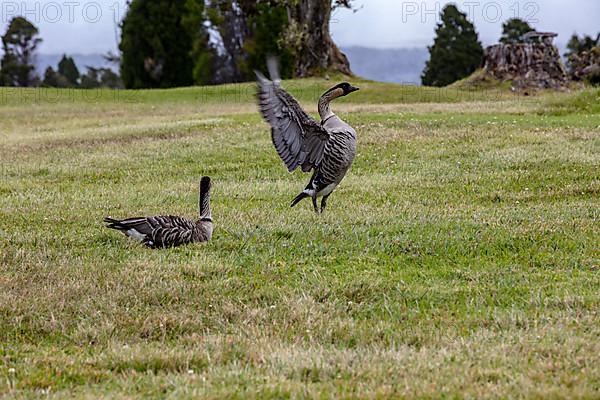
[1,79,599,398]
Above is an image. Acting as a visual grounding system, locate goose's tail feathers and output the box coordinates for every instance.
[104,217,124,230]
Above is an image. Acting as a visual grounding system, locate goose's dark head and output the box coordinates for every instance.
[323,82,360,99]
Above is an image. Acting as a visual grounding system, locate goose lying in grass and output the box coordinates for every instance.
[256,59,359,213]
[104,177,213,248]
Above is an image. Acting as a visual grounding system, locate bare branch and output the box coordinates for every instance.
[332,0,355,10]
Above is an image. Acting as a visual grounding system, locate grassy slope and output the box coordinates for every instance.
[0,80,599,398]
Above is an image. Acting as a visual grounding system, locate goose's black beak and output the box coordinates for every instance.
[349,86,360,93]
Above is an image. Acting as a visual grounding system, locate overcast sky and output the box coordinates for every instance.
[0,0,598,55]
[331,0,600,49]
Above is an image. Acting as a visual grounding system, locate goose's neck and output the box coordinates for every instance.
[318,88,343,121]
[199,187,211,220]
[199,200,211,220]
[318,96,334,121]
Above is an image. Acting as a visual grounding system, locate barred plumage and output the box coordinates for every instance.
[104,176,213,248]
[256,59,359,213]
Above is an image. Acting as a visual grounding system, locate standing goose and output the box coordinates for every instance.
[104,176,213,248]
[256,60,359,213]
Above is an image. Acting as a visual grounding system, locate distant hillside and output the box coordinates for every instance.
[342,46,428,85]
[35,54,117,75]
[35,49,429,85]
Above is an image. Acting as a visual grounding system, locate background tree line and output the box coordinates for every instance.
[43,55,122,89]
[421,5,599,87]
[0,2,598,89]
[118,0,353,88]
[0,16,121,88]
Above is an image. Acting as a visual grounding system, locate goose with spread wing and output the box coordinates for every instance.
[256,61,359,213]
[104,177,213,248]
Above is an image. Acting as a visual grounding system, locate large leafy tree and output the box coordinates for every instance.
[181,0,212,85]
[564,33,600,85]
[282,0,353,77]
[42,67,58,87]
[57,54,80,86]
[500,18,534,44]
[42,66,69,87]
[236,0,353,78]
[119,0,193,88]
[422,4,483,87]
[118,0,354,86]
[0,16,42,87]
[242,2,295,79]
[565,33,599,58]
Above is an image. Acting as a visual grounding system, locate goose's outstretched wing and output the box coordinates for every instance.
[104,216,196,248]
[256,63,329,173]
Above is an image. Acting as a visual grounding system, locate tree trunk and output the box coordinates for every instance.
[204,0,249,84]
[483,42,568,89]
[206,0,353,83]
[286,0,353,77]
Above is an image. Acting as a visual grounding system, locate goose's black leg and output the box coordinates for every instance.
[320,194,331,214]
[312,196,319,213]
